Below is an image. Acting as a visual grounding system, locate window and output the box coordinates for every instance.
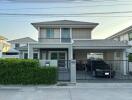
[46,28,54,38]
[15,43,20,48]
[61,28,71,43]
[51,52,57,60]
[24,53,28,59]
[33,53,38,59]
[128,32,132,41]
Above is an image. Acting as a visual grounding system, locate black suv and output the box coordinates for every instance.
[86,60,115,78]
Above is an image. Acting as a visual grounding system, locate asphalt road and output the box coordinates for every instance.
[0,83,132,100]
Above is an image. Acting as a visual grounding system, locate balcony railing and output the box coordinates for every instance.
[38,38,71,43]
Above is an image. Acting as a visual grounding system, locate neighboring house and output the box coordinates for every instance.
[8,37,37,59]
[106,25,132,55]
[0,36,10,58]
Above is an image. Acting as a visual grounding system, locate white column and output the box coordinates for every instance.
[68,46,73,60]
[28,43,33,59]
[70,60,76,83]
[0,51,2,58]
[123,50,127,75]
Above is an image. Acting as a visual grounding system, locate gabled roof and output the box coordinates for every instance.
[106,25,132,39]
[73,39,130,49]
[32,20,98,25]
[8,37,37,43]
[31,20,98,29]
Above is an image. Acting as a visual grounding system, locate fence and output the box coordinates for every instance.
[76,60,132,80]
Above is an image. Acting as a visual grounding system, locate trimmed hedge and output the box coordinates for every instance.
[128,54,132,62]
[0,59,57,84]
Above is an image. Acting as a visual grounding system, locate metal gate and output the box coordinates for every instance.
[58,60,70,81]
[76,60,131,80]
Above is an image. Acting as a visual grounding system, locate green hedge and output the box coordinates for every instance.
[128,54,132,61]
[0,59,57,84]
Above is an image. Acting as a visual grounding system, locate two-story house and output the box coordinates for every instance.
[25,20,129,80]
[12,20,130,81]
[106,25,132,55]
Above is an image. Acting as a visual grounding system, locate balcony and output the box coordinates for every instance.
[38,38,72,43]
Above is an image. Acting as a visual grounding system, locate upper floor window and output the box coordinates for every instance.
[61,28,71,43]
[128,32,132,41]
[15,43,20,48]
[46,28,54,38]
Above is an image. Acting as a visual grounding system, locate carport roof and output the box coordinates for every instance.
[73,40,130,49]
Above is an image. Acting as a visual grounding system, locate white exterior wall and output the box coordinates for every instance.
[2,55,19,58]
[11,43,27,48]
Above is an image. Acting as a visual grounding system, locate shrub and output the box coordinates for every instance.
[0,59,57,84]
[128,54,132,62]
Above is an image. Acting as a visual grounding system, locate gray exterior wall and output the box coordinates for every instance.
[74,50,88,60]
[72,28,91,39]
[38,28,92,43]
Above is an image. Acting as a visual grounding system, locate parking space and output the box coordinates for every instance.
[76,59,132,80]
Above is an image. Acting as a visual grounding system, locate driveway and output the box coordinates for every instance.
[0,83,132,100]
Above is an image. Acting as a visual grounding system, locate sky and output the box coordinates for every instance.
[1,0,132,41]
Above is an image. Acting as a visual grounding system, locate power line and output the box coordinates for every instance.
[0,3,132,10]
[0,10,132,16]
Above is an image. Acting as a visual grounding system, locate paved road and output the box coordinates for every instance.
[0,83,132,100]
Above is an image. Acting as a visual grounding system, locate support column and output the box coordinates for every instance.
[123,50,127,75]
[68,46,76,83]
[28,44,33,59]
[70,60,76,83]
[68,46,73,60]
[0,51,2,58]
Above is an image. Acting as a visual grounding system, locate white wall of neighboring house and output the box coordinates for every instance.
[2,54,19,58]
[11,43,27,48]
[111,33,132,54]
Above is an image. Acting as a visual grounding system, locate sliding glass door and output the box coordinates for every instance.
[61,28,71,43]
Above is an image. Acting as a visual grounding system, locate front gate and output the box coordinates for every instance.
[58,60,70,81]
[76,60,132,80]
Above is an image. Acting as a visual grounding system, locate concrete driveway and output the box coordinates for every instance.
[0,83,132,100]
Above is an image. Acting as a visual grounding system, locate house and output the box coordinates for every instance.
[25,20,130,82]
[106,25,132,55]
[8,37,37,59]
[0,36,10,58]
[7,20,130,82]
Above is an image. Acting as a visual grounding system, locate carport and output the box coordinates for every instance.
[72,40,130,80]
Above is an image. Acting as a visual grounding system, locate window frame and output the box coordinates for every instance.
[15,43,20,48]
[33,52,39,59]
[128,31,132,41]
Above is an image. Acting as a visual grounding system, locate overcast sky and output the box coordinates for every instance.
[0,0,132,40]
